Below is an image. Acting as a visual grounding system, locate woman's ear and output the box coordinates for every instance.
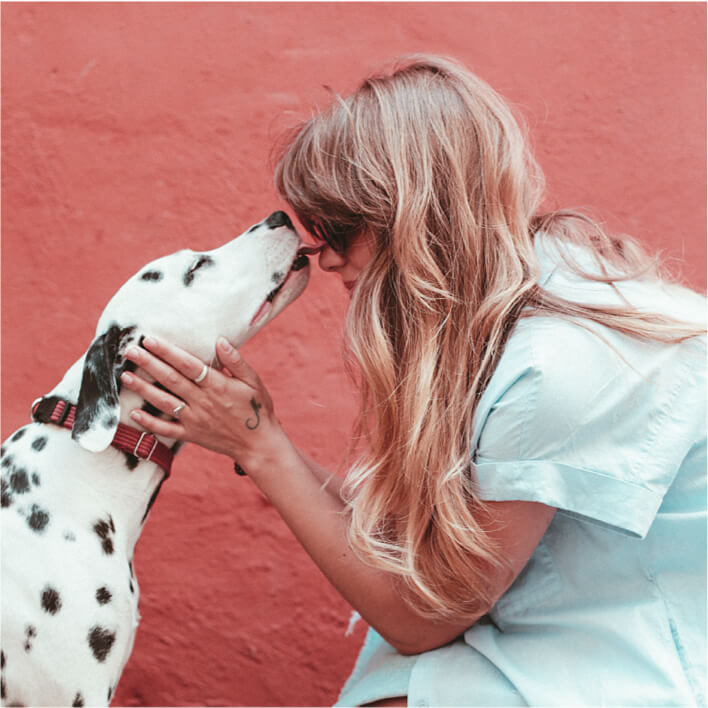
[72,324,137,452]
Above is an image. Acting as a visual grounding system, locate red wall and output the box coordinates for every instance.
[2,3,705,705]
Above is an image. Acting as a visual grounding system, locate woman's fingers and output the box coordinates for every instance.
[141,336,210,385]
[127,406,186,439]
[121,371,185,419]
[124,343,196,399]
[216,337,259,388]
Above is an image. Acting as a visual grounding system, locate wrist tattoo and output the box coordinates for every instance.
[245,397,262,430]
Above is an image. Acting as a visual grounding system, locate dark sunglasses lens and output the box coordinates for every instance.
[314,223,347,252]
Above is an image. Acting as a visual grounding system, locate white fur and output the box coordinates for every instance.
[0,215,309,706]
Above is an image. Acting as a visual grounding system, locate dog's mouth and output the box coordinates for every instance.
[250,246,318,327]
[264,248,312,303]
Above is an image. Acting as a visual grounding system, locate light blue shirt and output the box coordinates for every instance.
[337,235,706,706]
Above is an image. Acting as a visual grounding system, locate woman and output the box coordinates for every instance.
[120,55,706,706]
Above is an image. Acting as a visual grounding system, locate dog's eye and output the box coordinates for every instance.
[184,255,215,286]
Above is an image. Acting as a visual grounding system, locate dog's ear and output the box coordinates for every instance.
[73,324,137,452]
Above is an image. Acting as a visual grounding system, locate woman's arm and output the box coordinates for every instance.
[296,450,345,500]
[245,431,555,655]
[121,336,555,656]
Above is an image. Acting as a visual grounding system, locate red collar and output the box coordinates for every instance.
[31,397,173,477]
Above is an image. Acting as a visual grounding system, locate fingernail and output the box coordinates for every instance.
[143,336,156,348]
[218,337,232,352]
[121,372,133,384]
[126,346,143,361]
[130,411,142,423]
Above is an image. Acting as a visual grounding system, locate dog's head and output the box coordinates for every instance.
[70,211,310,451]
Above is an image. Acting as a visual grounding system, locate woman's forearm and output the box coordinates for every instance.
[296,450,345,500]
[241,426,473,655]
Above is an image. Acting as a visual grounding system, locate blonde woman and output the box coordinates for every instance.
[121,56,706,706]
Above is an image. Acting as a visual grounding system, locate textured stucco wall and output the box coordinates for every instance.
[2,3,705,706]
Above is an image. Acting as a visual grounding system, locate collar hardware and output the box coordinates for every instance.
[31,397,173,477]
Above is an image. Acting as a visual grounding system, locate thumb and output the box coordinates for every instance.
[216,337,259,386]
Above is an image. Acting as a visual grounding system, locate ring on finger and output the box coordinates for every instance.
[172,402,186,418]
[193,363,209,384]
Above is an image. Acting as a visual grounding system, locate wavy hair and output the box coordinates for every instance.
[274,55,704,620]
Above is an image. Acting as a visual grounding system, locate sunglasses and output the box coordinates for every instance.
[302,217,361,254]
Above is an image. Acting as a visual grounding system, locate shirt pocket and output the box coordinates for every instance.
[489,539,562,629]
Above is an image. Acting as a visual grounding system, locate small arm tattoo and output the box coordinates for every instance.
[245,397,262,430]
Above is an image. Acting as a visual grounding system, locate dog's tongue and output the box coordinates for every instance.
[250,300,272,327]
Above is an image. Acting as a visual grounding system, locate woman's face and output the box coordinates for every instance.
[315,231,376,294]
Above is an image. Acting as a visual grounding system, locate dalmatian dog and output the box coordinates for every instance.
[0,211,312,707]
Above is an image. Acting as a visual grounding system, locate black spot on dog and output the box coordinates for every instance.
[11,429,25,443]
[10,468,30,494]
[1,445,6,456]
[27,504,49,532]
[141,400,162,418]
[87,625,116,663]
[41,586,62,614]
[24,625,36,652]
[109,515,115,533]
[107,686,113,702]
[128,561,135,593]
[72,692,85,707]
[31,472,40,487]
[2,455,13,468]
[1,479,12,507]
[31,436,47,452]
[93,520,114,555]
[1,649,5,669]
[140,270,163,282]
[183,255,215,286]
[96,586,112,605]
[64,530,77,542]
[103,415,117,429]
[123,452,140,470]
[1,678,5,700]
[271,270,284,283]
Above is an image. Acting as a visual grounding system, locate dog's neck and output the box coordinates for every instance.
[50,355,181,450]
[42,356,182,553]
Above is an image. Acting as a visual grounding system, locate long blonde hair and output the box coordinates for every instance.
[274,55,704,620]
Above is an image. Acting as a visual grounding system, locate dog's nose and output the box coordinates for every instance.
[265,211,293,230]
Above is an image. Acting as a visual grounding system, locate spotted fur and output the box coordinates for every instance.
[1,212,309,706]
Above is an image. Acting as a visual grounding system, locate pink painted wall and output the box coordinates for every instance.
[2,3,705,705]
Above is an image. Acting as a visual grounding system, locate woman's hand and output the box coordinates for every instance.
[120,336,282,469]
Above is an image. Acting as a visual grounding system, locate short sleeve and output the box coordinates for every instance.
[471,315,705,538]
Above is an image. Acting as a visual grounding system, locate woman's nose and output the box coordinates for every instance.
[318,245,347,271]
